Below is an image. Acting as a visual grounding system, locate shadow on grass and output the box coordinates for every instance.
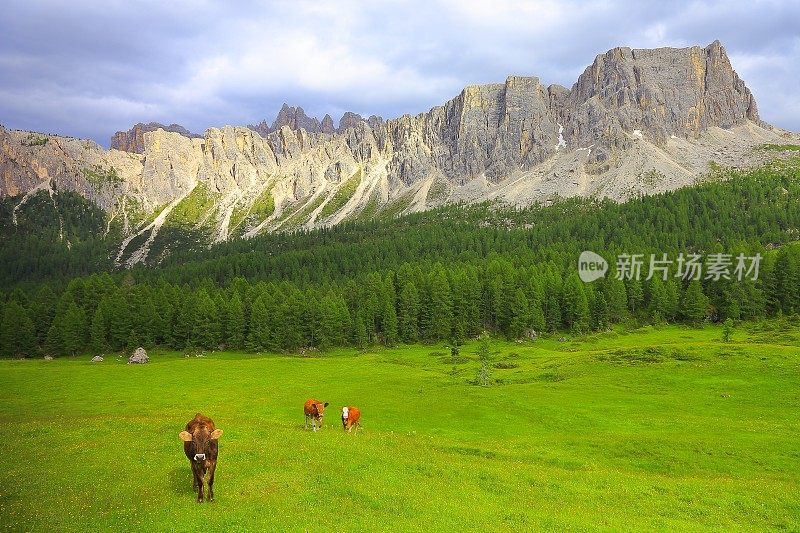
[169,466,194,496]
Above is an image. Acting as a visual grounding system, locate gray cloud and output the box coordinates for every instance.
[1,0,798,146]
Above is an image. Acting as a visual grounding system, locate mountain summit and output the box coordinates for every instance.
[1,41,796,266]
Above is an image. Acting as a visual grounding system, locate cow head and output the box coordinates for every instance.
[341,406,349,428]
[180,425,223,462]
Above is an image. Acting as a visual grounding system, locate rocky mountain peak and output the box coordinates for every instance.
[568,40,759,153]
[110,122,200,153]
[4,41,794,266]
[248,107,385,138]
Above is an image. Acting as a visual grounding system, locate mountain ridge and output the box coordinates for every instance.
[1,41,797,267]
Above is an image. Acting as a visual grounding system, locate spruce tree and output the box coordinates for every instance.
[606,278,628,323]
[61,302,88,356]
[227,292,246,350]
[191,289,220,350]
[382,297,398,346]
[247,294,271,351]
[398,282,419,343]
[0,301,37,358]
[663,279,680,321]
[545,293,561,332]
[428,269,453,341]
[90,306,108,354]
[509,289,530,339]
[647,276,667,323]
[682,281,709,323]
[627,279,644,315]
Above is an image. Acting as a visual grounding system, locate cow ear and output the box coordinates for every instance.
[324,402,329,407]
[179,431,193,442]
[211,429,223,439]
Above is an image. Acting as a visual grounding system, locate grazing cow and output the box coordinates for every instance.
[341,406,361,433]
[304,399,329,431]
[179,413,223,503]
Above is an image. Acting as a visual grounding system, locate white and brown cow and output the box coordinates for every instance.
[304,399,329,431]
[341,406,361,433]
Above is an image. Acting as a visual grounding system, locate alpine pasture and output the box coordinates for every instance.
[1,323,798,531]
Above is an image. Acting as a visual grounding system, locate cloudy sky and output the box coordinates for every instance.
[1,0,798,145]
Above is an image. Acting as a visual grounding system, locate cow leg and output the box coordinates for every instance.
[207,461,217,502]
[191,461,198,490]
[305,414,309,430]
[192,463,204,503]
[313,419,318,432]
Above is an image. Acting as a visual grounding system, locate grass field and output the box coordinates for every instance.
[1,323,798,531]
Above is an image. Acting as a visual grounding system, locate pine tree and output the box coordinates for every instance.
[663,279,680,321]
[509,288,530,339]
[170,292,196,349]
[591,288,609,330]
[353,312,368,348]
[382,297,398,346]
[529,296,546,333]
[191,289,220,350]
[90,306,108,353]
[561,275,589,332]
[0,301,37,358]
[248,294,271,351]
[227,292,246,350]
[605,278,628,323]
[61,302,88,356]
[317,294,339,351]
[280,290,304,350]
[427,269,453,341]
[398,282,419,343]
[682,281,709,323]
[627,279,644,315]
[647,276,667,323]
[722,318,734,342]
[30,285,57,347]
[108,291,132,350]
[545,293,561,332]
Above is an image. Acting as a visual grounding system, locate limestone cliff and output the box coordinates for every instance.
[110,122,200,153]
[1,41,795,266]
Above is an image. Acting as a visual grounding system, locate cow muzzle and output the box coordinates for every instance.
[194,453,206,462]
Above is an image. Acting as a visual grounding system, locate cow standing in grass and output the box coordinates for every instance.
[341,406,361,433]
[304,399,329,431]
[179,413,223,503]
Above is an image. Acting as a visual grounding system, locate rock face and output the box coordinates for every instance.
[128,347,149,364]
[248,106,384,136]
[565,40,760,168]
[111,123,201,153]
[1,41,795,266]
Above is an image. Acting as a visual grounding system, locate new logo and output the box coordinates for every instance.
[578,251,608,282]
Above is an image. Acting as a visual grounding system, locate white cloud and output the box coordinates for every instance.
[1,0,798,143]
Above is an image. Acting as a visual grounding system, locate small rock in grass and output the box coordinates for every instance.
[128,347,149,364]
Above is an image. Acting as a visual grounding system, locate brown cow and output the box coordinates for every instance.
[179,413,223,503]
[341,406,361,433]
[304,399,329,431]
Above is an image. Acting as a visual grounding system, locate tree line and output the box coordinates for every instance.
[1,157,799,357]
[1,244,798,358]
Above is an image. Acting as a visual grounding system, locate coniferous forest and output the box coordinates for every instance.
[1,158,799,358]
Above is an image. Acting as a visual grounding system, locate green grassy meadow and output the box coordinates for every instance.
[1,324,798,531]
